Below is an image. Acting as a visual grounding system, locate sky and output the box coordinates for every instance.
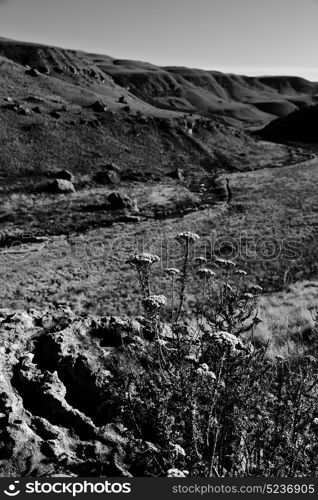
[0,0,318,80]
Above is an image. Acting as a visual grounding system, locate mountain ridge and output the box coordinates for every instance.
[1,36,318,126]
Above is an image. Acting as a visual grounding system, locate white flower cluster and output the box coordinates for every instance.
[185,354,198,363]
[156,338,168,347]
[215,258,236,269]
[142,294,167,313]
[128,252,160,267]
[197,268,216,280]
[171,443,186,457]
[176,231,200,244]
[165,267,180,277]
[208,330,243,351]
[167,468,189,477]
[196,363,217,379]
[234,269,247,276]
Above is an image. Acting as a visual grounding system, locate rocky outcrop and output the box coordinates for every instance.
[0,308,150,477]
[53,170,75,182]
[94,170,120,185]
[107,192,138,211]
[50,179,76,194]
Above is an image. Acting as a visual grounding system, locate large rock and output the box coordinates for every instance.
[91,101,107,112]
[54,170,74,182]
[170,168,185,181]
[94,170,120,185]
[107,192,136,210]
[51,179,76,194]
[0,308,148,476]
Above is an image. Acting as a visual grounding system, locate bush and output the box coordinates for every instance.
[112,233,318,477]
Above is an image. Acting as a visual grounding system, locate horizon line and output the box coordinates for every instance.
[1,33,318,83]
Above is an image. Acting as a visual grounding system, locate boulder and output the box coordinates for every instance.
[32,106,43,114]
[107,192,134,210]
[37,65,50,75]
[102,163,121,173]
[94,170,120,185]
[91,101,107,112]
[0,308,131,476]
[170,168,185,181]
[54,170,74,182]
[50,110,61,119]
[51,179,76,194]
[118,95,128,104]
[26,67,40,77]
[19,107,32,116]
[118,215,141,223]
[213,176,228,199]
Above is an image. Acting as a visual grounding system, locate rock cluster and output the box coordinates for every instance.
[0,308,149,476]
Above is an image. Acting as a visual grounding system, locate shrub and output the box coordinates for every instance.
[113,233,318,477]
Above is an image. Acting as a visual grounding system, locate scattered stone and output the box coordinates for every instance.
[213,176,231,201]
[50,110,61,119]
[26,95,45,103]
[50,179,76,194]
[37,65,50,75]
[54,170,74,182]
[107,192,134,210]
[91,316,144,346]
[53,66,64,74]
[32,106,43,114]
[130,198,139,213]
[19,107,32,116]
[94,170,120,185]
[118,215,141,223]
[91,101,107,112]
[104,163,121,173]
[118,95,128,104]
[26,67,40,77]
[170,168,185,181]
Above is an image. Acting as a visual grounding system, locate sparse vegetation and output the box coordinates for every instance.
[1,36,318,478]
[109,233,318,477]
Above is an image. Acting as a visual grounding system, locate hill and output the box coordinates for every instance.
[1,37,318,128]
[0,36,317,323]
[258,104,318,142]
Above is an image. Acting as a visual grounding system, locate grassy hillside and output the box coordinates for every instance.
[259,104,318,142]
[0,37,317,339]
